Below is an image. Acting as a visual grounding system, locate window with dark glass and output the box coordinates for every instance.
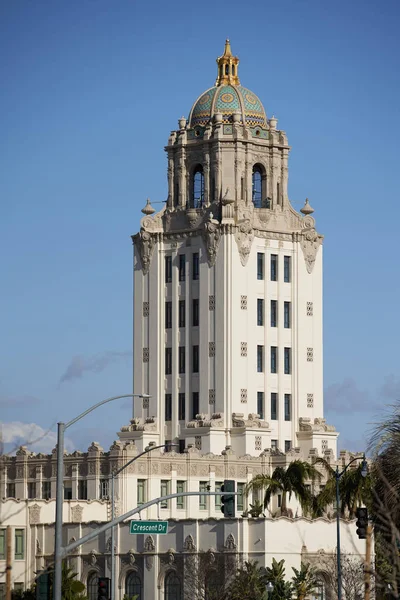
[199,481,208,509]
[6,483,15,498]
[271,346,277,374]
[0,530,5,560]
[179,254,186,282]
[137,480,146,505]
[257,253,264,280]
[285,440,291,453]
[192,253,199,280]
[271,300,277,327]
[64,486,72,500]
[87,573,98,600]
[271,393,277,420]
[284,348,291,374]
[237,482,245,512]
[178,439,185,453]
[178,347,185,374]
[165,256,172,283]
[165,571,181,600]
[126,573,142,600]
[27,482,36,499]
[214,481,223,509]
[178,393,185,420]
[284,394,291,421]
[192,392,199,419]
[14,530,24,560]
[271,439,278,451]
[257,345,264,373]
[165,394,172,421]
[160,480,170,508]
[284,256,291,283]
[192,166,204,208]
[271,254,278,281]
[192,298,199,326]
[192,345,199,373]
[165,347,172,375]
[179,300,185,327]
[284,302,291,328]
[42,481,51,500]
[176,481,185,509]
[257,391,264,419]
[257,298,264,326]
[165,301,172,329]
[78,480,87,500]
[252,165,263,208]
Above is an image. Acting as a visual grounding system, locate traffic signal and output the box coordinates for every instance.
[35,571,50,600]
[220,479,235,518]
[98,577,110,600]
[355,507,368,539]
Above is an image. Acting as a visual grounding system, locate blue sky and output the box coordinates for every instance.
[1,0,399,455]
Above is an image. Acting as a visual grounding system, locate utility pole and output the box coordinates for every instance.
[6,526,12,600]
[365,523,372,600]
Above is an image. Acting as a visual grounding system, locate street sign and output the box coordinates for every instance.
[129,520,168,535]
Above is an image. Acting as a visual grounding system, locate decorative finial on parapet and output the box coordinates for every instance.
[141,198,156,215]
[300,198,314,215]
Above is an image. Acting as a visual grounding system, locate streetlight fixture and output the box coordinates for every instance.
[109,442,179,600]
[335,453,368,600]
[54,393,150,600]
[265,581,274,598]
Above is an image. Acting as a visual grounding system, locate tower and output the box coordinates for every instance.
[125,41,338,458]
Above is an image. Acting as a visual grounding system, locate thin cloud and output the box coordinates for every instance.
[324,377,374,413]
[380,375,400,401]
[59,351,132,384]
[0,395,40,408]
[0,421,74,455]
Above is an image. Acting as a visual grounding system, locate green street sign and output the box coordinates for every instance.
[130,520,168,535]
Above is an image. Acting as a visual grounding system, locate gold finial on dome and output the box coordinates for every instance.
[216,39,240,86]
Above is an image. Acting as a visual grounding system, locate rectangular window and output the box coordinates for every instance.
[192,345,199,373]
[0,530,5,560]
[15,530,24,560]
[215,481,223,510]
[257,345,264,373]
[165,347,172,375]
[237,482,245,512]
[179,439,186,453]
[284,256,291,283]
[64,486,72,500]
[257,253,264,280]
[179,300,185,328]
[27,482,36,499]
[78,480,87,500]
[178,393,185,420]
[192,253,199,280]
[271,393,278,420]
[178,347,186,374]
[192,392,199,419]
[165,255,172,283]
[271,254,278,281]
[284,394,292,421]
[257,298,264,326]
[192,298,199,326]
[6,483,15,498]
[165,301,172,329]
[285,440,291,453]
[176,481,185,509]
[160,480,170,508]
[271,346,277,373]
[271,300,277,327]
[199,481,208,510]
[257,391,264,419]
[99,480,109,500]
[284,301,291,329]
[271,439,278,451]
[165,393,172,421]
[284,347,291,374]
[42,481,51,500]
[137,480,146,505]
[178,254,186,282]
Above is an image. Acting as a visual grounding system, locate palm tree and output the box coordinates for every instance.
[264,558,293,600]
[49,563,88,600]
[245,460,321,516]
[226,560,265,600]
[291,562,319,600]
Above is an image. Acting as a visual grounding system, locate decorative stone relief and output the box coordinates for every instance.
[232,413,269,429]
[128,550,135,566]
[183,534,196,552]
[177,464,185,476]
[16,466,24,478]
[255,436,262,451]
[135,231,157,275]
[71,505,84,523]
[307,347,314,362]
[142,397,149,409]
[161,464,171,475]
[202,216,221,266]
[306,301,313,316]
[208,295,215,310]
[144,535,155,552]
[88,462,96,475]
[143,302,149,317]
[143,348,149,362]
[234,220,254,266]
[208,389,215,404]
[307,394,314,408]
[240,389,248,403]
[89,550,97,566]
[29,504,41,525]
[152,463,159,474]
[224,533,237,551]
[240,295,247,310]
[36,539,42,555]
[240,342,247,357]
[300,228,322,274]
[298,417,336,432]
[145,556,154,571]
[209,342,215,357]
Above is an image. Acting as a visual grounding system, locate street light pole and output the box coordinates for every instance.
[110,443,178,600]
[54,393,150,600]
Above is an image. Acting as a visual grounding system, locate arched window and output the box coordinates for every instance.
[192,165,204,208]
[87,572,98,600]
[252,164,268,208]
[165,571,181,600]
[126,571,142,600]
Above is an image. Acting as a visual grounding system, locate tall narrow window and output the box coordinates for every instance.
[271,393,277,420]
[215,481,223,510]
[271,254,278,281]
[257,345,264,373]
[284,256,291,282]
[15,530,24,560]
[99,480,109,500]
[42,481,51,500]
[179,300,185,328]
[285,440,291,453]
[126,573,142,600]
[179,254,186,281]
[176,481,185,509]
[284,394,292,421]
[78,480,87,500]
[284,302,291,328]
[252,165,263,208]
[192,392,199,419]
[27,482,36,499]
[178,393,185,420]
[165,301,172,329]
[192,166,204,208]
[271,347,278,373]
[137,480,146,505]
[271,300,277,327]
[257,253,264,280]
[284,347,291,374]
[178,347,185,374]
[257,391,264,419]
[165,256,172,283]
[271,439,278,451]
[160,481,170,508]
[165,347,172,375]
[165,573,181,600]
[174,182,179,207]
[237,482,245,512]
[199,482,208,510]
[0,530,5,560]
[192,253,199,280]
[192,298,199,326]
[192,345,199,373]
[257,298,264,326]
[7,483,15,498]
[165,393,172,421]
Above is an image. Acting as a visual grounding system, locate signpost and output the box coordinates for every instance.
[130,520,168,535]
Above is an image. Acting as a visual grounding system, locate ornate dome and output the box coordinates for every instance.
[187,41,267,129]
